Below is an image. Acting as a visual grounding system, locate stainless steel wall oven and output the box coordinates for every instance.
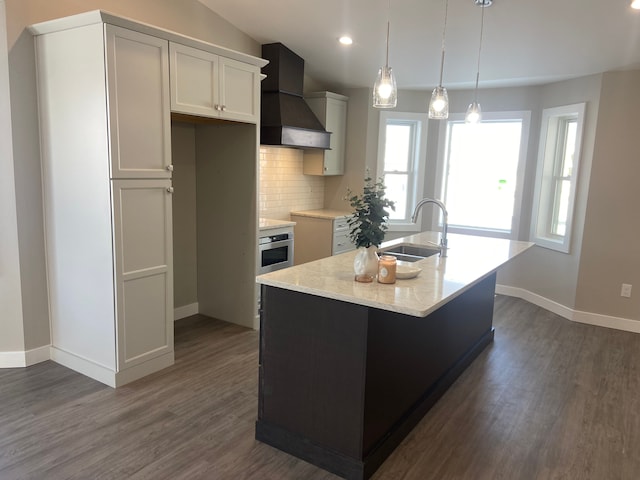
[258,231,294,274]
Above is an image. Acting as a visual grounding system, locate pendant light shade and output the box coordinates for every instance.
[466,0,490,124]
[429,86,449,119]
[465,101,482,124]
[373,65,397,108]
[373,2,397,109]
[429,0,450,119]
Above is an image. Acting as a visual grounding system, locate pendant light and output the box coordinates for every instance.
[373,0,397,108]
[429,0,450,119]
[466,0,491,124]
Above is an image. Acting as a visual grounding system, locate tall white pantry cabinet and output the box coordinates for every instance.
[34,21,174,387]
[32,11,266,387]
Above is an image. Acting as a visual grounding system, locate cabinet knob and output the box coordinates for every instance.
[220,105,226,111]
[167,187,174,194]
[166,164,174,172]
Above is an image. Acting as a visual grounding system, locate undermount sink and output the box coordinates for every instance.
[379,243,441,262]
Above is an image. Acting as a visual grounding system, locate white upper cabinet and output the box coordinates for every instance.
[105,25,172,178]
[303,92,348,176]
[170,42,260,123]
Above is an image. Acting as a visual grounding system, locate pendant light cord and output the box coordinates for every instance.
[438,0,449,87]
[473,3,486,102]
[385,0,391,67]
[385,21,390,67]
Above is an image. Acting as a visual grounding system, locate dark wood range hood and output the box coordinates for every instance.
[260,43,331,150]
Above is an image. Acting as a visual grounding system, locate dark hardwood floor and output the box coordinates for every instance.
[1,296,639,479]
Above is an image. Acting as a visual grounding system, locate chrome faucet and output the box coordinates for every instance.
[411,198,448,257]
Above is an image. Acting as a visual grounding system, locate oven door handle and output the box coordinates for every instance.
[259,239,292,251]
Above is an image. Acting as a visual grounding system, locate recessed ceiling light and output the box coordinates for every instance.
[339,36,353,45]
[632,0,640,10]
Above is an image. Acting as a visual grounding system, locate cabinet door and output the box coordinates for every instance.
[219,57,260,123]
[303,93,348,176]
[105,26,171,179]
[112,179,174,372]
[291,215,334,264]
[169,42,220,117]
[324,97,347,175]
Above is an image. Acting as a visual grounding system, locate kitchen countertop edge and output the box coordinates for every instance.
[256,232,534,318]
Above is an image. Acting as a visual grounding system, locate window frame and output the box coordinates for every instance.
[435,111,531,239]
[530,103,586,253]
[376,111,428,232]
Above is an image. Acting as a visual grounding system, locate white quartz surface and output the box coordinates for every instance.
[289,209,352,220]
[256,232,533,317]
[259,218,296,231]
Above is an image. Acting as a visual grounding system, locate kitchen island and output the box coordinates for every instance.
[255,232,533,480]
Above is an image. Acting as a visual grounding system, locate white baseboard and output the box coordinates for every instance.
[496,284,640,334]
[174,302,199,321]
[50,347,117,387]
[572,310,640,334]
[495,285,574,320]
[0,345,50,368]
[50,347,175,388]
[113,352,175,387]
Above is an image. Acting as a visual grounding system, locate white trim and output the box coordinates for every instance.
[572,310,640,334]
[25,345,51,366]
[50,346,117,387]
[0,345,50,368]
[530,103,586,253]
[174,302,199,321]
[0,345,51,368]
[437,111,531,239]
[0,352,28,368]
[50,346,175,387]
[497,284,640,334]
[376,111,428,231]
[496,285,573,319]
[113,352,174,387]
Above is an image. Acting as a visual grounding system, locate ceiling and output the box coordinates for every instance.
[197,0,640,91]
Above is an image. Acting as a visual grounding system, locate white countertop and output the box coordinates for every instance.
[289,209,352,220]
[259,218,296,232]
[256,232,533,317]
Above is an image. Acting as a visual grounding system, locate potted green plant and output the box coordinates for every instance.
[346,176,395,282]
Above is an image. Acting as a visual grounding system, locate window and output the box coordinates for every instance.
[376,112,428,231]
[436,112,530,238]
[531,103,585,253]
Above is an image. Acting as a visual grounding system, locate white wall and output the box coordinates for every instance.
[576,70,640,320]
[498,74,602,310]
[0,0,26,356]
[327,76,640,327]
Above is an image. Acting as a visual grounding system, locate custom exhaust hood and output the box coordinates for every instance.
[260,43,331,150]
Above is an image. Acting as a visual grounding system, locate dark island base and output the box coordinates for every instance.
[256,273,497,480]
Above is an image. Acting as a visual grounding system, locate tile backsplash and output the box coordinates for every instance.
[259,146,324,220]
